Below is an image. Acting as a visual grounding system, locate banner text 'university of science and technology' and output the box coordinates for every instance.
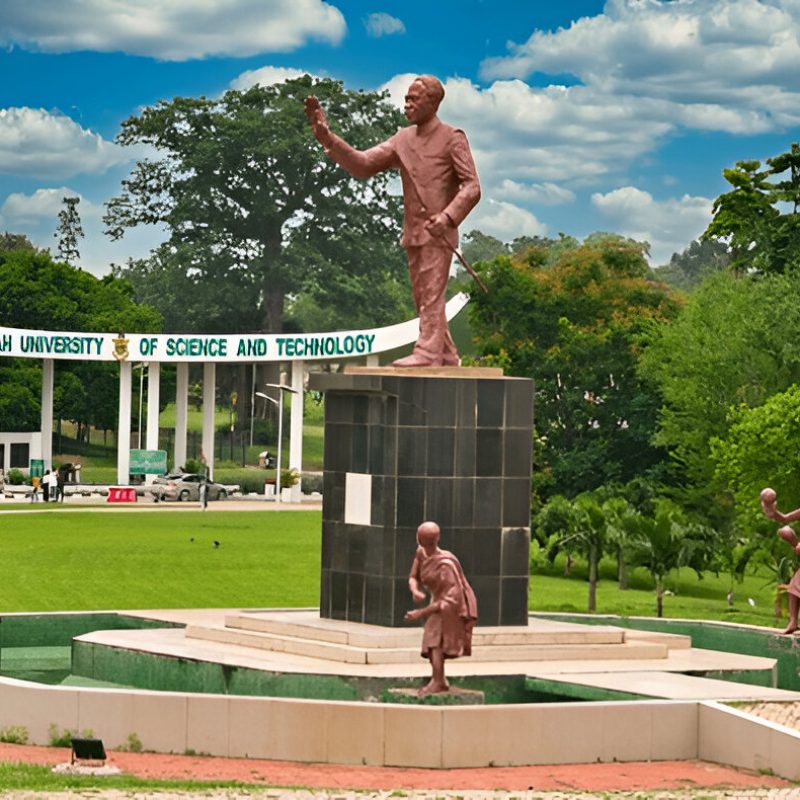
[0,331,377,361]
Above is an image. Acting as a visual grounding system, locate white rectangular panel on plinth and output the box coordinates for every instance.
[344,472,372,526]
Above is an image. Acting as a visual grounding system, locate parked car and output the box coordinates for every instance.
[153,472,187,485]
[153,473,230,502]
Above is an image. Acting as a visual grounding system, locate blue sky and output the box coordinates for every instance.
[2,0,799,274]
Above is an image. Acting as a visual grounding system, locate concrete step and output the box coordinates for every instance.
[185,623,669,665]
[223,611,631,648]
[525,670,800,701]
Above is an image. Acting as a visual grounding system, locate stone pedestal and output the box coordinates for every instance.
[383,687,485,705]
[309,367,533,628]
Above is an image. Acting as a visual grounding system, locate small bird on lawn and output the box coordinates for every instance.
[213,540,220,548]
[748,597,757,607]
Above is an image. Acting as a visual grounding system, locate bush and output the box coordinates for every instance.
[301,472,323,494]
[118,732,143,752]
[7,469,24,485]
[183,458,205,474]
[0,725,28,744]
[48,724,92,747]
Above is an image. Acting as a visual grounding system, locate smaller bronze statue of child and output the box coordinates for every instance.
[405,521,478,695]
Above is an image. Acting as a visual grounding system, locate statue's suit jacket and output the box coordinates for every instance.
[324,118,481,249]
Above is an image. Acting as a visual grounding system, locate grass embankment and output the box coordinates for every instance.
[0,509,786,629]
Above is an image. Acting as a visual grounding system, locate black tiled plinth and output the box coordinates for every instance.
[310,370,533,627]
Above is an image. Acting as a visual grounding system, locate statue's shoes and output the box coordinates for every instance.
[392,352,439,368]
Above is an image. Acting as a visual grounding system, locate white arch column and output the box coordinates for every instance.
[145,362,160,484]
[40,358,54,472]
[117,360,132,484]
[289,360,305,502]
[202,362,216,480]
[174,363,188,471]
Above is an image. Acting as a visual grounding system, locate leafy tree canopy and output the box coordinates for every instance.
[469,233,681,504]
[0,247,162,434]
[0,232,39,253]
[640,269,800,519]
[0,248,161,333]
[703,143,800,274]
[654,238,730,291]
[711,385,800,533]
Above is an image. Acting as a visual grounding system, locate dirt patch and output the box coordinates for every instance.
[0,742,791,793]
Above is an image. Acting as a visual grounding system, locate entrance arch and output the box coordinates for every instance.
[0,293,469,499]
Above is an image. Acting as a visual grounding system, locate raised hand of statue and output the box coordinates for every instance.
[761,487,800,526]
[304,96,333,147]
[761,487,779,520]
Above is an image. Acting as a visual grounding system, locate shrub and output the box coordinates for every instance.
[0,725,28,744]
[118,732,143,752]
[301,472,323,494]
[48,725,93,748]
[7,469,24,485]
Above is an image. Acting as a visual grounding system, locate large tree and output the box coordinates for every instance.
[106,75,411,336]
[640,269,800,520]
[711,385,800,532]
[0,247,162,435]
[55,196,84,266]
[703,143,800,275]
[655,238,730,291]
[469,234,681,504]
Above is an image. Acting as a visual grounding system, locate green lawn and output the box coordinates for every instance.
[51,399,325,477]
[531,554,783,629]
[0,763,254,793]
[0,509,788,631]
[0,511,321,612]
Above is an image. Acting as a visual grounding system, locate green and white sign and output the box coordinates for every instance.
[0,293,469,363]
[29,459,44,478]
[129,449,168,475]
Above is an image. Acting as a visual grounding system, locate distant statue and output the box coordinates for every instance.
[761,487,800,634]
[405,521,478,695]
[305,75,481,367]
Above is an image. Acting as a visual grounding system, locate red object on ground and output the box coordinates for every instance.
[0,743,792,793]
[107,487,137,502]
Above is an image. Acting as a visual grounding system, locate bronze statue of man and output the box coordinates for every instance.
[305,76,481,367]
[405,521,478,695]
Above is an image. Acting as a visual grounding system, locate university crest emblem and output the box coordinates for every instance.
[112,334,130,362]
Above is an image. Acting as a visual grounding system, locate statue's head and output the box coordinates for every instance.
[761,487,777,504]
[404,75,445,125]
[417,520,441,548]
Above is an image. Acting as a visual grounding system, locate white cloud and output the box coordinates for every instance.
[495,179,575,206]
[0,108,130,179]
[229,66,313,91]
[364,12,406,38]
[437,77,674,184]
[377,74,674,185]
[467,198,547,242]
[0,188,167,277]
[480,0,800,132]
[591,186,713,265]
[0,0,346,61]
